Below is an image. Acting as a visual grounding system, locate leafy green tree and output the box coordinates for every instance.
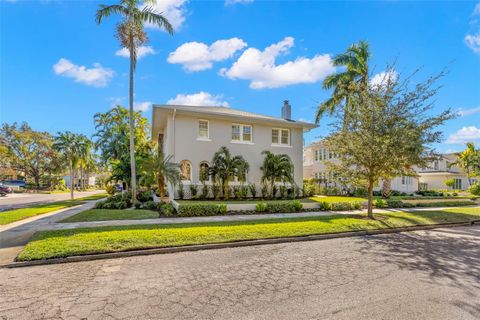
[53,131,91,200]
[260,151,294,198]
[210,146,249,199]
[96,0,174,204]
[138,145,180,198]
[444,178,455,190]
[316,40,371,124]
[325,72,453,218]
[0,122,60,188]
[449,142,480,186]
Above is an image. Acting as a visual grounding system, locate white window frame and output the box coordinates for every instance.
[402,176,412,185]
[197,119,210,141]
[231,123,253,144]
[271,128,290,146]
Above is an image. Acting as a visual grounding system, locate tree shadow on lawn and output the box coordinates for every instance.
[357,225,480,303]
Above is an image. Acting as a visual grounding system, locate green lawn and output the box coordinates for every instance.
[177,198,315,205]
[309,196,367,203]
[17,207,480,261]
[61,209,159,223]
[0,193,107,225]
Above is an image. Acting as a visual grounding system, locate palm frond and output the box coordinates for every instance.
[96,4,129,24]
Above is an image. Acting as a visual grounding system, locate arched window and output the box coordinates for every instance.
[180,160,191,181]
[199,162,210,182]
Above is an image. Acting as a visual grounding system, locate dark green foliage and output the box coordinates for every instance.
[414,201,475,207]
[177,184,184,200]
[189,184,197,198]
[177,204,228,217]
[260,184,268,199]
[279,185,287,199]
[255,202,268,212]
[468,183,480,196]
[136,189,151,202]
[200,183,209,199]
[248,183,257,198]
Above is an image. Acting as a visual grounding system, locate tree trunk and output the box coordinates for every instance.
[129,45,137,206]
[158,176,165,198]
[69,163,74,200]
[367,179,374,219]
[382,178,391,198]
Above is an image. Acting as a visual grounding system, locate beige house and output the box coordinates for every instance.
[303,141,419,193]
[418,154,477,191]
[152,101,317,198]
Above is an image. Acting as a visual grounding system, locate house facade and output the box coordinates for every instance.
[303,141,419,193]
[418,154,477,191]
[152,101,317,198]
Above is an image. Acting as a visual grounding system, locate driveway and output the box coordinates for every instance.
[0,190,105,211]
[0,225,478,319]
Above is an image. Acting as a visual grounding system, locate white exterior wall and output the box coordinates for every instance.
[417,155,473,191]
[160,113,305,196]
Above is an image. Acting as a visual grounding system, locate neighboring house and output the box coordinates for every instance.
[63,175,97,188]
[418,154,477,191]
[303,141,419,193]
[151,101,317,198]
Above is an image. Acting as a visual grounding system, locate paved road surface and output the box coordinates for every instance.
[0,190,105,211]
[1,225,479,320]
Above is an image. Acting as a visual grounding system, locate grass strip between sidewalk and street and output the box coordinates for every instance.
[60,209,159,223]
[17,207,480,261]
[0,193,108,225]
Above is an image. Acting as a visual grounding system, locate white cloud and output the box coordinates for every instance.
[370,70,398,88]
[446,126,480,144]
[220,37,335,89]
[465,32,480,54]
[167,91,229,107]
[115,46,156,59]
[53,58,114,87]
[141,0,188,31]
[225,0,254,6]
[457,106,480,117]
[134,101,152,112]
[167,38,247,72]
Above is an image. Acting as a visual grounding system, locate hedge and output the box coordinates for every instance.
[177,204,228,217]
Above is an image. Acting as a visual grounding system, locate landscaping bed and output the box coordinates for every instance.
[16,207,480,261]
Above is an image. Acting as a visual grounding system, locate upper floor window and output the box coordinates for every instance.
[232,124,252,143]
[198,120,209,139]
[314,149,319,161]
[272,128,290,145]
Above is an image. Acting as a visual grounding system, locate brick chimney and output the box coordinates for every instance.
[281,100,291,120]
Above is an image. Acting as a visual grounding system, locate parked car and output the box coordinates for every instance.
[0,183,13,194]
[1,180,26,188]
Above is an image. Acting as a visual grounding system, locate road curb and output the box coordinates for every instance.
[1,220,478,268]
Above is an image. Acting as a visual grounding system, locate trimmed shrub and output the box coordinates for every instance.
[266,202,295,213]
[416,190,444,197]
[136,189,151,202]
[95,192,132,209]
[142,200,162,211]
[468,183,480,196]
[177,204,228,217]
[292,200,303,211]
[105,185,116,195]
[374,199,388,208]
[414,201,475,207]
[303,184,315,197]
[317,201,331,211]
[255,202,268,212]
[160,203,175,216]
[330,202,359,211]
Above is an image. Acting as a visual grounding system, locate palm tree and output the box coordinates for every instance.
[315,40,371,124]
[76,135,94,190]
[96,0,174,204]
[260,151,294,197]
[449,142,480,186]
[53,132,90,200]
[138,146,180,198]
[210,146,249,199]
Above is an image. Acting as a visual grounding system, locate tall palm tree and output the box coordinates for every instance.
[210,146,249,199]
[449,142,480,186]
[138,146,180,198]
[53,132,90,200]
[315,40,371,124]
[96,0,174,204]
[260,151,294,197]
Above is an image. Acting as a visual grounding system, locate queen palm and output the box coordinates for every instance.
[138,146,180,198]
[260,151,294,197]
[96,0,174,204]
[210,146,249,199]
[53,132,91,200]
[449,142,480,186]
[315,40,371,124]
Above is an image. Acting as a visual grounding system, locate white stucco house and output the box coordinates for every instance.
[418,154,477,191]
[152,101,317,198]
[303,141,419,193]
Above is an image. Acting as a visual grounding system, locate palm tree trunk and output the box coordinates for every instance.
[69,162,74,200]
[158,176,165,198]
[129,45,137,205]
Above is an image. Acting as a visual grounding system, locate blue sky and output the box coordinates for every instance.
[1,0,479,152]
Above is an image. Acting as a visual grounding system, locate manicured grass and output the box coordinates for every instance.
[0,201,83,225]
[309,196,367,203]
[0,193,107,225]
[61,209,159,223]
[17,207,480,261]
[177,198,315,205]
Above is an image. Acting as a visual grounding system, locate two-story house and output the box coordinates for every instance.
[418,154,477,190]
[303,141,419,193]
[152,101,317,198]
